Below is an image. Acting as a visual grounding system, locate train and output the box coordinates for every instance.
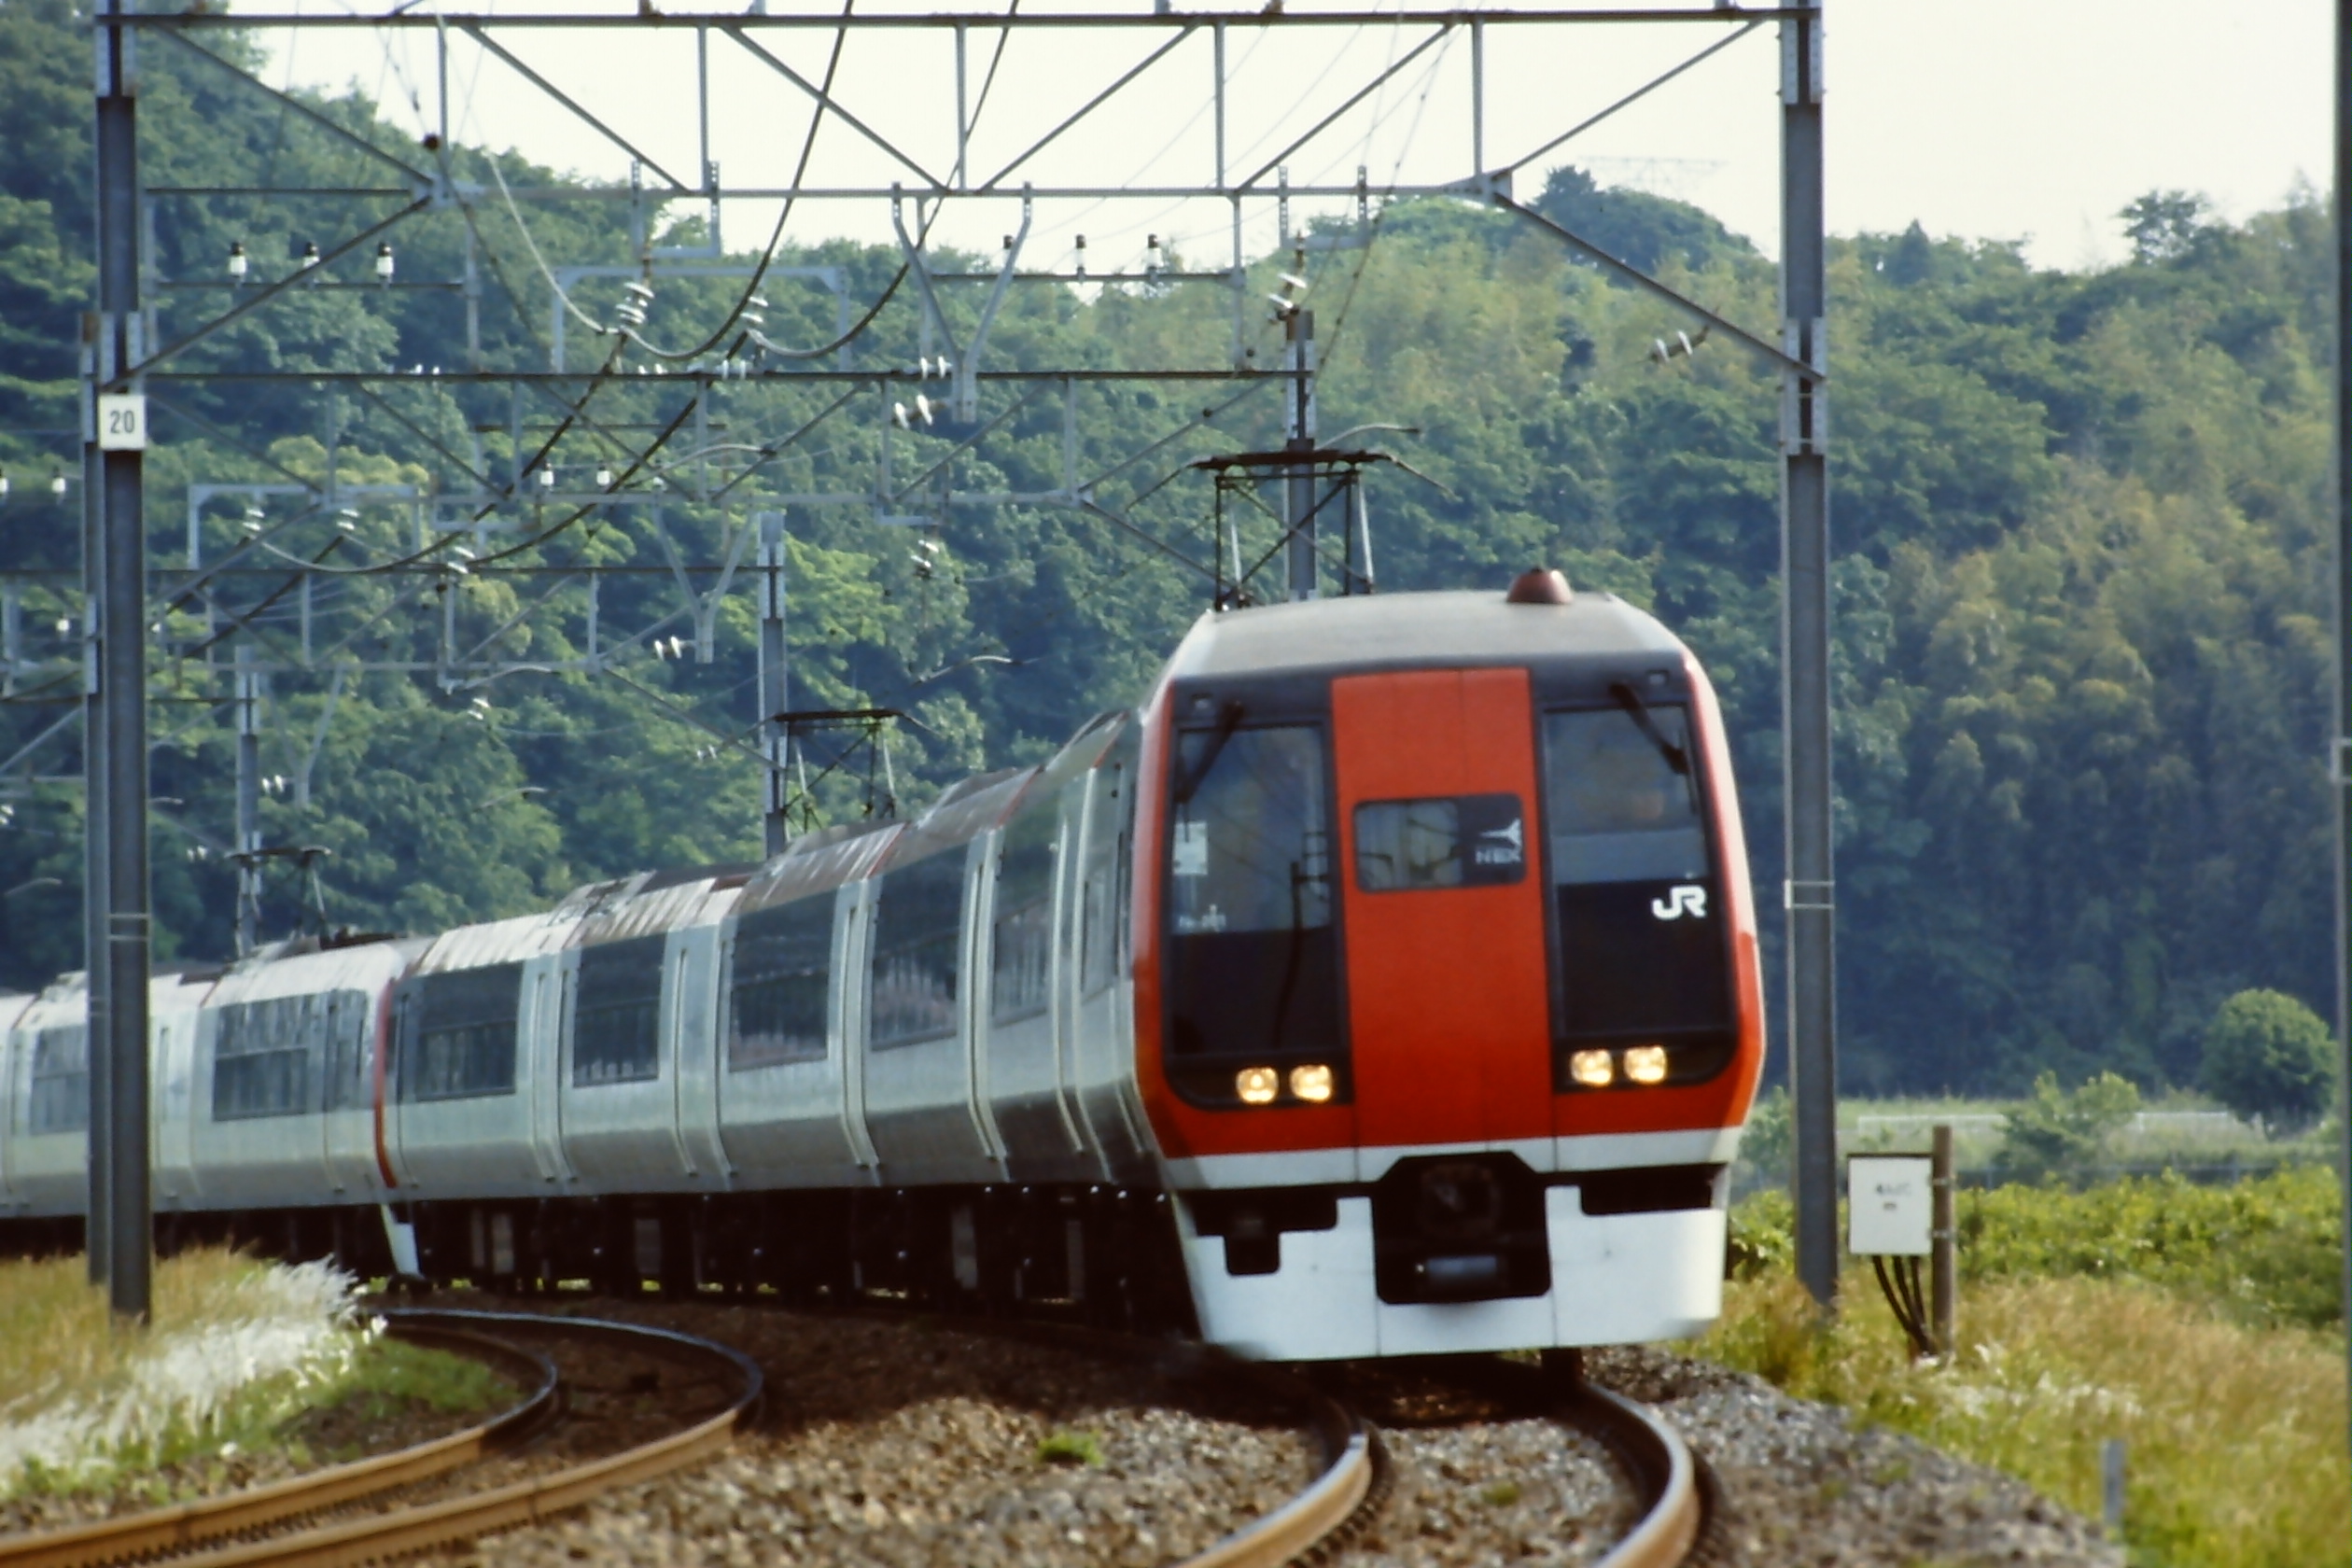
[0,569,1763,1361]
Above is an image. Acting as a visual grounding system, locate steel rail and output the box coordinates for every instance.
[0,1324,559,1568]
[0,1312,761,1568]
[1580,1383,1703,1568]
[1169,1356,1374,1568]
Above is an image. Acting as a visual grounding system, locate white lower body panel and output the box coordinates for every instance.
[1180,1189,1725,1362]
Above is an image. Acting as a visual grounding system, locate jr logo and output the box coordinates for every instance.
[1651,885,1708,921]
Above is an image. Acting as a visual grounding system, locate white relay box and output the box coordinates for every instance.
[1847,1155,1933,1256]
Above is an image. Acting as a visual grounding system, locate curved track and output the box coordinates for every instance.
[3,1296,1701,1568]
[0,1310,760,1568]
[1305,1352,1711,1568]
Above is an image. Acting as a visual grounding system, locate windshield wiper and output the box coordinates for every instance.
[1171,700,1244,805]
[1608,681,1691,777]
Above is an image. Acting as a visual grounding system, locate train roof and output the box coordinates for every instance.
[1163,588,1686,687]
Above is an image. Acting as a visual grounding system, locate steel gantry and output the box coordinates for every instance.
[39,0,1833,1319]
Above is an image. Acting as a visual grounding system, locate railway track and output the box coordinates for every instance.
[1309,1351,1716,1568]
[2,1299,1702,1568]
[0,1309,762,1568]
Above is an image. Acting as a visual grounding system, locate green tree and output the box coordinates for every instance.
[2200,989,2335,1134]
[1996,1071,2141,1182]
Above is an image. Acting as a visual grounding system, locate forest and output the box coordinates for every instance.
[0,0,2333,1099]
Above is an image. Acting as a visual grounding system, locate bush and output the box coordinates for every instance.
[1725,1185,1794,1280]
[1735,1086,1791,1184]
[2201,989,2336,1134]
[1995,1070,2140,1180]
[1956,1164,2343,1329]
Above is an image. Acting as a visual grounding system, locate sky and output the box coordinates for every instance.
[244,0,2331,273]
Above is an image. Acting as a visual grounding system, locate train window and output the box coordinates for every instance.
[1163,724,1343,1062]
[1541,707,1705,884]
[1354,794,1528,890]
[1541,707,1729,1049]
[27,1025,89,1133]
[323,990,373,1112]
[991,809,1057,1025]
[1080,763,1131,995]
[212,996,320,1120]
[573,935,665,1086]
[870,848,964,1048]
[730,897,833,1069]
[399,963,523,1101]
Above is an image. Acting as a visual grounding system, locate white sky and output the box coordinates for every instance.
[245,0,2330,273]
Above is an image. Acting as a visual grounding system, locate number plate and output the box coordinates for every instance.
[97,393,147,452]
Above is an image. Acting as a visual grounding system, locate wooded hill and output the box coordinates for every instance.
[0,0,2331,1097]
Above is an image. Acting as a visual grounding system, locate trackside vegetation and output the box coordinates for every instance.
[1712,1171,2347,1566]
[0,1250,503,1503]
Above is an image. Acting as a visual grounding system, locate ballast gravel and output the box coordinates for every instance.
[425,1303,1313,1568]
[1587,1344,2125,1568]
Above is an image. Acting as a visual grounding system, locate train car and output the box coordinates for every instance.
[0,570,1761,1363]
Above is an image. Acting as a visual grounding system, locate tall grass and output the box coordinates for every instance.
[1696,1269,2350,1568]
[0,1248,373,1498]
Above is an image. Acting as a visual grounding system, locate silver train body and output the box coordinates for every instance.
[0,711,1164,1310]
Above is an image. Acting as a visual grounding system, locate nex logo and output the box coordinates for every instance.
[1651,885,1708,921]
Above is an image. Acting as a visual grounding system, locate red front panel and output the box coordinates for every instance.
[1332,668,1554,1149]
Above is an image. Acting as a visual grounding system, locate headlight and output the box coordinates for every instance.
[1622,1043,1670,1085]
[1289,1063,1335,1103]
[1235,1066,1280,1105]
[1568,1049,1615,1088]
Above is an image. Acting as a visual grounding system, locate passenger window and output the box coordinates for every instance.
[399,964,523,1100]
[323,990,373,1111]
[992,810,1057,1025]
[1354,794,1527,890]
[869,849,964,1048]
[28,1025,89,1133]
[730,897,833,1068]
[1080,763,1131,996]
[213,996,317,1120]
[573,935,665,1086]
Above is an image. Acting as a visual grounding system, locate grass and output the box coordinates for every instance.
[1695,1258,2350,1566]
[1033,1430,1105,1467]
[0,1249,503,1503]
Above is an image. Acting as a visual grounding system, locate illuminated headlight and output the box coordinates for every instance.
[1568,1049,1615,1088]
[1289,1063,1335,1103]
[1235,1066,1280,1105]
[1622,1044,1670,1085]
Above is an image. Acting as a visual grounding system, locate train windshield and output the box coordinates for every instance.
[1542,705,1730,1053]
[1163,722,1343,1065]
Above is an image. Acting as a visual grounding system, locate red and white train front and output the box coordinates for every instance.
[1133,578,1763,1360]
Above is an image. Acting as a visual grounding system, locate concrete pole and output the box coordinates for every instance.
[80,348,109,1288]
[94,0,151,1322]
[235,646,261,954]
[1779,0,1839,1309]
[756,512,790,858]
[1284,308,1318,601]
[2331,0,2352,1481]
